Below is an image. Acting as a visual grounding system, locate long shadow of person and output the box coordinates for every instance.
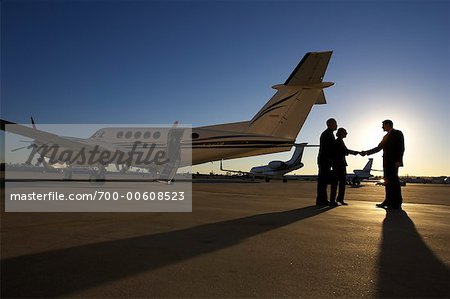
[2,205,331,298]
[377,209,450,298]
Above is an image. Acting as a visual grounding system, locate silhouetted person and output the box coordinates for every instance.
[316,118,337,206]
[330,128,359,205]
[361,119,404,209]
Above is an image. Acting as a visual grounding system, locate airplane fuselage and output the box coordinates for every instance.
[29,126,294,169]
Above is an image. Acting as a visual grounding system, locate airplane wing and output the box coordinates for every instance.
[219,160,253,176]
[1,119,124,155]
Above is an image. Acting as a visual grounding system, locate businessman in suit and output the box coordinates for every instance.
[316,118,337,206]
[361,120,405,209]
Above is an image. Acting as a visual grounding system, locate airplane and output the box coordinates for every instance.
[1,51,334,182]
[346,158,376,185]
[220,143,317,182]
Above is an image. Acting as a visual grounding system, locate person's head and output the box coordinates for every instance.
[326,118,337,131]
[336,128,347,139]
[382,119,393,132]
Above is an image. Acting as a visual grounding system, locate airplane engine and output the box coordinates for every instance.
[268,161,286,170]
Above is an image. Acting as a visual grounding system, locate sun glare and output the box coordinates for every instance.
[343,88,431,175]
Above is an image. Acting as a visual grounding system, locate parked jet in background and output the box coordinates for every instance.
[346,158,376,185]
[220,143,317,182]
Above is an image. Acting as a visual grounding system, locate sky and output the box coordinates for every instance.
[1,0,449,176]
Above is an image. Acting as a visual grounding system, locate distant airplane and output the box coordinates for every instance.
[346,158,376,185]
[221,143,318,182]
[1,51,334,182]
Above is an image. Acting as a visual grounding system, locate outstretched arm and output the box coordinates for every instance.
[342,140,359,156]
[348,149,359,155]
[361,133,388,156]
[361,145,382,156]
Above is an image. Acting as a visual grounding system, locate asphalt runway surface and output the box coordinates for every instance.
[1,180,449,298]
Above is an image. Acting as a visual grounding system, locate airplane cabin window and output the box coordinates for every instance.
[134,131,142,139]
[144,131,151,139]
[153,131,161,139]
[125,131,132,139]
[116,131,123,138]
[92,131,105,138]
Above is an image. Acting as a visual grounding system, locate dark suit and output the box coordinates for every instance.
[316,128,335,204]
[330,138,358,202]
[366,129,405,208]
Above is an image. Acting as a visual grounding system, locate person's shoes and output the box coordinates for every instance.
[329,201,338,207]
[337,200,348,205]
[375,203,387,209]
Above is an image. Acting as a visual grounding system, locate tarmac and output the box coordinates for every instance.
[1,180,449,298]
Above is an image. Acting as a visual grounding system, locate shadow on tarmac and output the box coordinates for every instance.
[377,209,450,298]
[2,205,330,298]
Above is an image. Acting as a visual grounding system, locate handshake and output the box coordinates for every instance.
[353,151,367,156]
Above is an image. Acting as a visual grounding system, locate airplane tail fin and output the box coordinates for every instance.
[246,51,333,140]
[363,158,374,172]
[286,143,307,165]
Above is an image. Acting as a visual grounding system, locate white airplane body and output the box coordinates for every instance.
[250,145,306,176]
[220,143,317,182]
[346,158,375,185]
[2,51,334,180]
